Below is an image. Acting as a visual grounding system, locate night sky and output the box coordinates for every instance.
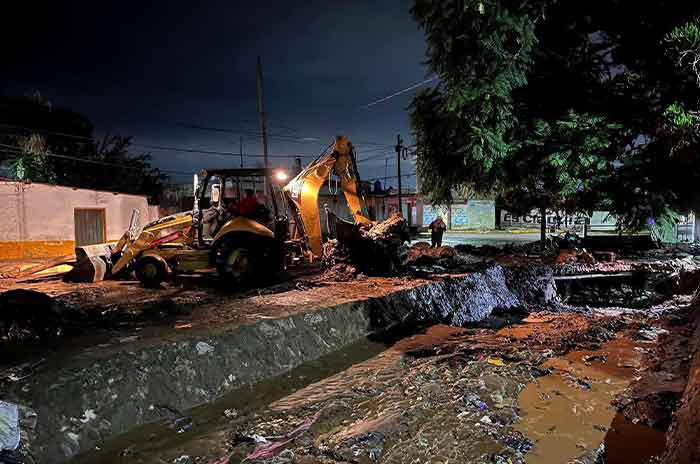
[3,1,428,187]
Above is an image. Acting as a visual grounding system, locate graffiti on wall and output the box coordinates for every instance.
[465,200,495,230]
[423,204,449,227]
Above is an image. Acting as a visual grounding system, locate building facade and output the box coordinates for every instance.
[0,180,158,260]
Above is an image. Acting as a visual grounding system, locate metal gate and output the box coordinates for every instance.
[74,208,106,246]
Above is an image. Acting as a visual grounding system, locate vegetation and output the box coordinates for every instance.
[0,94,165,202]
[410,1,700,232]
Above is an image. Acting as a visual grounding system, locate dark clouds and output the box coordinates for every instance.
[3,1,427,186]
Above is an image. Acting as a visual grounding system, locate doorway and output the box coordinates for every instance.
[74,208,106,246]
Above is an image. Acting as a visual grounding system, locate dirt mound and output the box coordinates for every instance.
[0,289,68,344]
[405,242,456,267]
[322,214,409,277]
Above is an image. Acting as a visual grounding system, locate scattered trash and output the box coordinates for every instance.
[243,414,319,462]
[152,404,193,434]
[0,401,19,451]
[637,327,669,341]
[487,357,505,367]
[195,341,215,355]
[0,359,45,384]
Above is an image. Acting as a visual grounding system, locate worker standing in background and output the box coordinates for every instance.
[429,216,447,248]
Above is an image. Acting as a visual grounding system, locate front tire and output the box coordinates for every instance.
[135,257,167,288]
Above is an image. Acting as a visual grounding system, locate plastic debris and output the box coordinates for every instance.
[0,401,19,451]
[487,358,505,367]
[243,415,319,462]
[195,341,215,355]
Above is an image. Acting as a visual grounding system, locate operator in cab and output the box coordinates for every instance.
[239,189,259,217]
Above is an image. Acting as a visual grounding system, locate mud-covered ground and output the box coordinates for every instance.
[3,243,700,464]
[3,241,699,348]
[115,304,686,464]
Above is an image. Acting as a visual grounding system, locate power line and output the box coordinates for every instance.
[0,124,385,160]
[0,127,317,160]
[174,122,393,148]
[364,172,417,182]
[0,124,93,142]
[360,77,438,109]
[0,143,190,175]
[131,143,316,159]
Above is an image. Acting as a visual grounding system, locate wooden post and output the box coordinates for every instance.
[540,205,547,250]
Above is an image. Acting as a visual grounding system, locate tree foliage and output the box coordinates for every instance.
[0,94,165,202]
[410,1,700,231]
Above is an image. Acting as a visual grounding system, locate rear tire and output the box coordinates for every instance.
[135,257,167,288]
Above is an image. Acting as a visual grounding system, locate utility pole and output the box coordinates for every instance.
[256,56,270,170]
[395,134,403,217]
[257,56,278,216]
[239,136,244,168]
[384,158,388,192]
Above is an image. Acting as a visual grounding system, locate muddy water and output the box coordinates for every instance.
[515,337,664,463]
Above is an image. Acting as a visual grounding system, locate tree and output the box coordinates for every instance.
[410,1,700,236]
[0,94,165,203]
[7,133,53,182]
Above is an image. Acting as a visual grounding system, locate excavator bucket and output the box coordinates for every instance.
[68,209,142,282]
[69,243,116,282]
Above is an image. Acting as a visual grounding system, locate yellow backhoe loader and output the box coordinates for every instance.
[73,135,372,287]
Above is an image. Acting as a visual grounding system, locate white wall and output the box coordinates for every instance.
[0,180,153,243]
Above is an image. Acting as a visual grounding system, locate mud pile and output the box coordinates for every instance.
[404,242,456,267]
[322,214,409,278]
[0,289,70,344]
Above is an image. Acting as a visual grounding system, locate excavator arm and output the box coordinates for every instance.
[282,136,372,257]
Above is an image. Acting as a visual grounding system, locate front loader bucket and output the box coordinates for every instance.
[68,244,115,282]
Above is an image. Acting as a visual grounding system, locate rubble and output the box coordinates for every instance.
[0,289,70,344]
[404,242,456,267]
[322,214,409,278]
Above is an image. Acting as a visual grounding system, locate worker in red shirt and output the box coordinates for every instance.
[238,189,259,217]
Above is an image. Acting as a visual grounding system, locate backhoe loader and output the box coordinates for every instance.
[73,135,373,287]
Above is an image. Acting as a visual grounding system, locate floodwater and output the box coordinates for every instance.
[516,337,665,464]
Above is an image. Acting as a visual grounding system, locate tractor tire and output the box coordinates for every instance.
[214,237,277,287]
[135,257,167,288]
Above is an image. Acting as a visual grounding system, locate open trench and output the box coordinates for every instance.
[1,263,687,464]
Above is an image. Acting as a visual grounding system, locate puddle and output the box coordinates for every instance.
[515,336,663,463]
[605,411,666,464]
